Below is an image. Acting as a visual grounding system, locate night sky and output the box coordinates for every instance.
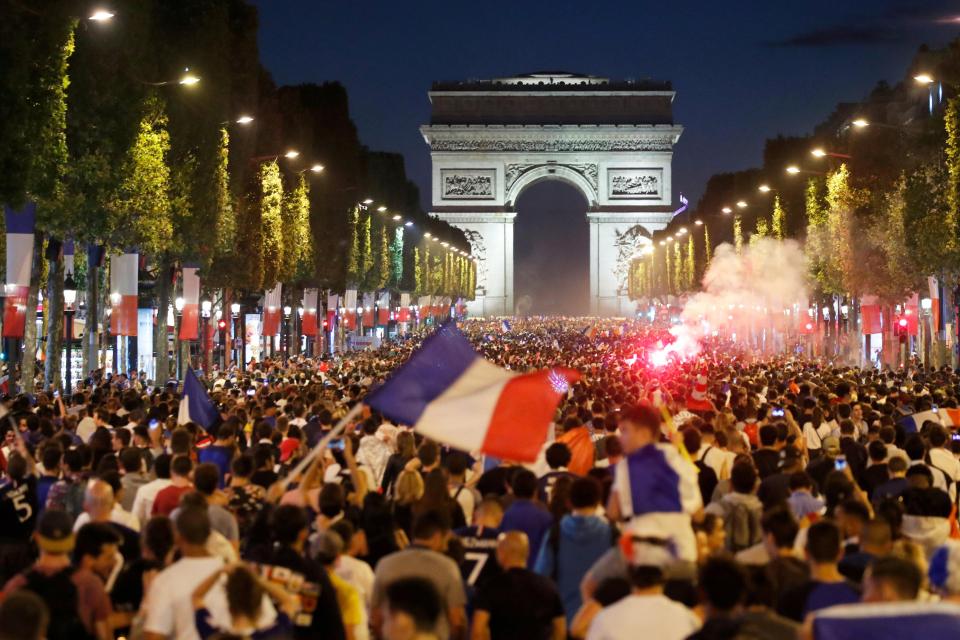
[251,0,958,312]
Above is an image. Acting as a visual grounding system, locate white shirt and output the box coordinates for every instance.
[76,417,97,443]
[73,504,141,532]
[335,554,375,611]
[142,556,230,640]
[586,594,701,640]
[450,483,477,524]
[132,478,173,525]
[930,448,960,482]
[699,445,736,480]
[803,421,831,450]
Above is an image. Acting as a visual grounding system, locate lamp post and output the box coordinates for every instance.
[109,292,120,375]
[230,302,241,368]
[63,272,77,394]
[174,296,184,378]
[296,306,304,357]
[282,305,292,363]
[201,299,212,376]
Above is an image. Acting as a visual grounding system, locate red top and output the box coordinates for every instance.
[151,484,193,516]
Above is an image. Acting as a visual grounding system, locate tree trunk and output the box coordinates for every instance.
[83,259,99,378]
[154,256,172,384]
[20,235,44,393]
[44,253,64,391]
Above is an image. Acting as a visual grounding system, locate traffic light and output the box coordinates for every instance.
[217,319,227,331]
[322,318,329,331]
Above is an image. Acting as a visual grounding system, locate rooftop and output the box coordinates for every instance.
[431,72,672,93]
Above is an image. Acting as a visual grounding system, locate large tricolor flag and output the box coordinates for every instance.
[110,251,139,336]
[4,203,36,338]
[898,409,944,434]
[177,366,219,430]
[366,322,578,462]
[812,602,960,639]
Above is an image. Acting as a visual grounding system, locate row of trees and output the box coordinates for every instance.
[0,1,474,390]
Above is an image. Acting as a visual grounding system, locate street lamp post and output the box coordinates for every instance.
[296,306,304,357]
[174,296,184,378]
[109,292,120,376]
[282,305,292,363]
[230,302,241,368]
[63,272,77,394]
[201,299,212,376]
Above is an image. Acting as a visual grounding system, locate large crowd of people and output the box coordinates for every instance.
[1,317,960,640]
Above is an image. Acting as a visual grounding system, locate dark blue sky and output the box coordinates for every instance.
[251,0,957,209]
[251,0,957,312]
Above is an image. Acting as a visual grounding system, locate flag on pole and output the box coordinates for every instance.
[3,203,36,338]
[811,602,960,639]
[180,266,200,340]
[366,322,579,462]
[302,288,319,336]
[500,319,511,332]
[110,251,139,336]
[262,284,282,336]
[177,367,219,430]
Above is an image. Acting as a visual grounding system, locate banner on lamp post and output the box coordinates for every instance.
[180,267,200,340]
[262,284,282,336]
[301,288,319,336]
[110,252,139,337]
[3,203,36,338]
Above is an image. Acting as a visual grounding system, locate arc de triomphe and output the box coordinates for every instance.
[421,72,683,317]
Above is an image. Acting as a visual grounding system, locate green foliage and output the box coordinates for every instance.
[259,161,284,289]
[413,246,423,295]
[945,96,960,254]
[281,173,310,283]
[111,95,173,257]
[375,221,389,290]
[771,195,786,240]
[213,128,235,256]
[673,241,682,292]
[868,174,919,304]
[391,227,404,288]
[733,215,744,254]
[664,243,672,293]
[360,210,373,285]
[685,235,695,289]
[346,205,360,286]
[704,224,712,265]
[750,217,769,247]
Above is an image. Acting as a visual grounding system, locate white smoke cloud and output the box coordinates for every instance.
[670,238,809,355]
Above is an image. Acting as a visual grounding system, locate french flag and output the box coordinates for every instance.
[301,288,319,336]
[177,366,220,430]
[613,442,703,561]
[110,251,139,336]
[366,322,578,462]
[812,602,960,639]
[179,266,200,340]
[898,409,944,434]
[4,203,36,338]
[262,283,282,336]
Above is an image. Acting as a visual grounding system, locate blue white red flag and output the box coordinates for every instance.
[898,409,943,434]
[178,367,219,430]
[501,319,511,332]
[812,602,960,639]
[366,322,578,462]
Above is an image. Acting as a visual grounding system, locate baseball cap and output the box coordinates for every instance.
[35,510,75,553]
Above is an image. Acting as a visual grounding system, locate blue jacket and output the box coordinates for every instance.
[533,514,614,624]
[500,499,553,568]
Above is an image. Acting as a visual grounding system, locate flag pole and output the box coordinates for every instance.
[276,402,365,494]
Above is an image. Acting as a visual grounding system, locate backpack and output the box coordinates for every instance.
[724,500,761,553]
[23,567,93,640]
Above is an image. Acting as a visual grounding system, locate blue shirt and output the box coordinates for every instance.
[500,499,553,569]
[197,445,233,487]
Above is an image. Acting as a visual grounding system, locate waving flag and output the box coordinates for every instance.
[366,322,578,462]
[898,409,943,434]
[501,319,511,332]
[812,602,960,639]
[4,204,35,338]
[178,367,219,430]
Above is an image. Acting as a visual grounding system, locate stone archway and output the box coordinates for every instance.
[421,72,682,316]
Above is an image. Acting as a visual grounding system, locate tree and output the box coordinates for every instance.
[390,227,404,289]
[280,173,310,283]
[673,241,682,292]
[259,160,284,289]
[750,217,769,247]
[945,96,960,255]
[733,215,744,255]
[413,246,423,295]
[771,195,786,240]
[213,128,235,256]
[703,224,712,265]
[685,235,695,289]
[346,205,360,286]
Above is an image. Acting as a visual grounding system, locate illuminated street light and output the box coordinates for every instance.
[236,115,254,125]
[914,74,935,85]
[811,148,826,158]
[377,206,387,212]
[786,166,801,175]
[677,227,687,235]
[424,232,432,238]
[89,9,115,21]
[694,219,703,226]
[659,241,666,246]
[736,201,747,208]
[758,184,771,193]
[284,150,300,159]
[179,70,200,86]
[851,118,869,128]
[310,164,324,173]
[392,215,402,221]
[362,198,374,205]
[721,206,732,214]
[404,221,413,227]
